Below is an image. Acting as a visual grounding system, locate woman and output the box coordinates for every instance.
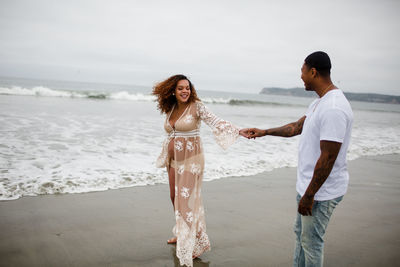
[153,74,247,266]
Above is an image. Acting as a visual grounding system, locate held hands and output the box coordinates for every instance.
[239,128,266,139]
[239,129,252,138]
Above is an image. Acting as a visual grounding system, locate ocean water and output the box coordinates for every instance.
[1,76,399,201]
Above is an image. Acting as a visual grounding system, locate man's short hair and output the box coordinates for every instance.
[304,51,331,77]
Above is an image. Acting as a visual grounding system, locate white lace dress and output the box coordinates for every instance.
[156,101,240,267]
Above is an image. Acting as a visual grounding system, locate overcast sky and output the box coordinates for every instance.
[0,0,399,95]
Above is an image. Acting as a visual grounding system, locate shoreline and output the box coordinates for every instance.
[1,153,397,203]
[0,154,399,266]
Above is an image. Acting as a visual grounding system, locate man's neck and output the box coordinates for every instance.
[315,81,335,98]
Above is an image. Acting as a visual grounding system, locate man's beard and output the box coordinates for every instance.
[304,83,313,91]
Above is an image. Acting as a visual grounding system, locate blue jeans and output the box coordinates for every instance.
[293,194,343,267]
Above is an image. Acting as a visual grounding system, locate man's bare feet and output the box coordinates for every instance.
[167,237,177,244]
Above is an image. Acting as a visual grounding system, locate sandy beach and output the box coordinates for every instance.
[0,154,399,267]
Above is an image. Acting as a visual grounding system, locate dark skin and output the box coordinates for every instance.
[298,140,341,215]
[241,61,342,216]
[242,124,342,216]
[250,116,306,138]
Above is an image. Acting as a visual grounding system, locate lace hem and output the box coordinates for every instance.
[173,219,210,267]
[211,121,240,150]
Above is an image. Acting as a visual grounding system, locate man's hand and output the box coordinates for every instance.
[239,128,268,139]
[298,194,314,216]
[239,128,252,138]
[247,128,267,139]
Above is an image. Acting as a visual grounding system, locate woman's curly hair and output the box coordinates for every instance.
[152,74,200,114]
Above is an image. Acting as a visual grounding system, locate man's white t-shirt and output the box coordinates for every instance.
[297,89,353,201]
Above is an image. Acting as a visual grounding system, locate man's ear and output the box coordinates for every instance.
[311,68,317,78]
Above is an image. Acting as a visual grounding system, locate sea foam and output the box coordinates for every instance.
[1,84,399,201]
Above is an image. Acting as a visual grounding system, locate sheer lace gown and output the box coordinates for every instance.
[156,101,239,267]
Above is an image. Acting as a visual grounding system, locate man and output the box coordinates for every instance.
[245,51,353,266]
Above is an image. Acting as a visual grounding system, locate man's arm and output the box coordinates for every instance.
[298,140,342,216]
[245,116,306,138]
[265,115,306,137]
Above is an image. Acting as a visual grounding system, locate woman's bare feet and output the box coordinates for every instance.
[167,237,177,244]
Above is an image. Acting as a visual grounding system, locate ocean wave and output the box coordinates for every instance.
[1,146,398,201]
[0,86,297,107]
[199,97,301,106]
[1,82,399,201]
[227,99,300,106]
[0,86,155,102]
[0,86,87,98]
[1,126,399,201]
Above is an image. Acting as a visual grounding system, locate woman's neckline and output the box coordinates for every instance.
[168,103,191,129]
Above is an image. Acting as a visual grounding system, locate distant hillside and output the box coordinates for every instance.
[260,87,400,104]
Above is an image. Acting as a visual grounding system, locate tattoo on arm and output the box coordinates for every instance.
[304,141,342,197]
[265,116,306,137]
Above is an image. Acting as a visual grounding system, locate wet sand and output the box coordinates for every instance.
[0,154,399,267]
